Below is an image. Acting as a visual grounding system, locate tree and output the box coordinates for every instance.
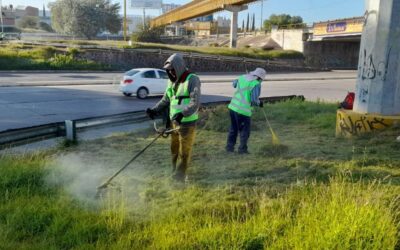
[263,14,304,31]
[17,16,39,29]
[252,13,255,31]
[246,13,249,32]
[50,0,121,39]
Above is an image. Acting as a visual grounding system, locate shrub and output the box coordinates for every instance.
[17,16,39,29]
[208,42,219,47]
[36,46,58,59]
[39,22,54,32]
[131,26,164,43]
[66,48,80,58]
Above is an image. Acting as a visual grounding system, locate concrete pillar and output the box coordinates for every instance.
[225,5,248,48]
[230,10,238,48]
[354,0,400,115]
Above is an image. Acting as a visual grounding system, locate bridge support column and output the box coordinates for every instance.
[175,24,180,36]
[336,0,400,137]
[225,5,248,48]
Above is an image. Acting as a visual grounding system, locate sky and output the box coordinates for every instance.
[3,0,365,28]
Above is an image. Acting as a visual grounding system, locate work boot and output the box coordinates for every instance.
[171,171,186,182]
[226,146,234,153]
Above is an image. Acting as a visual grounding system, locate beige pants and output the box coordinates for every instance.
[170,123,196,175]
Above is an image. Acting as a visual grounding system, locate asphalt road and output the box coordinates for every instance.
[0,71,357,132]
[0,71,357,86]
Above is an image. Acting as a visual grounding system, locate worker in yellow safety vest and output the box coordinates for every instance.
[226,68,266,154]
[146,53,201,182]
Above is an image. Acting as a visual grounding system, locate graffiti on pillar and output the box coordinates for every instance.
[337,111,390,137]
[377,46,392,81]
[359,9,378,81]
[361,49,376,80]
[359,88,369,103]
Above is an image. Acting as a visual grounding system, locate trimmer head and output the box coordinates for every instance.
[94,122,180,199]
[95,182,121,199]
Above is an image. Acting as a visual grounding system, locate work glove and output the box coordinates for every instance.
[146,108,157,120]
[259,101,264,108]
[171,112,184,124]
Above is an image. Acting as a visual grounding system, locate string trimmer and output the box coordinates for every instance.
[95,122,179,198]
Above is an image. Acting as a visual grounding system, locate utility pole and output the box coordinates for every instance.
[123,0,127,40]
[143,8,146,29]
[260,0,264,32]
[0,0,4,34]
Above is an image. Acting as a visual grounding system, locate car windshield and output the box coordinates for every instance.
[125,70,140,76]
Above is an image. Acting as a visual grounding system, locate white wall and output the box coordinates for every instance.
[271,29,306,52]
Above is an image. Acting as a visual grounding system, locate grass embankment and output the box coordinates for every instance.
[42,39,304,60]
[0,44,112,70]
[126,42,304,60]
[1,100,399,249]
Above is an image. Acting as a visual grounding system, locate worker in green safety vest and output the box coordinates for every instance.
[146,53,201,182]
[226,68,267,154]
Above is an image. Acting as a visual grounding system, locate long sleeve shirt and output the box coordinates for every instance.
[232,79,261,106]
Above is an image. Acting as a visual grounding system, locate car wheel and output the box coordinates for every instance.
[137,87,149,99]
[123,92,132,97]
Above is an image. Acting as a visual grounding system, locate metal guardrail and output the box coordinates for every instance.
[0,111,149,149]
[0,95,304,149]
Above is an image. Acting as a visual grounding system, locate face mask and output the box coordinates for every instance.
[167,69,177,82]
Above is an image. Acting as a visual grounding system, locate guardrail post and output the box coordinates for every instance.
[65,120,77,142]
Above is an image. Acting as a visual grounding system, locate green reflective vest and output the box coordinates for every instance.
[166,73,199,123]
[228,75,260,117]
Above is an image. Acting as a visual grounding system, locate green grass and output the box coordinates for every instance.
[0,40,303,71]
[0,100,399,249]
[0,44,112,70]
[125,42,304,60]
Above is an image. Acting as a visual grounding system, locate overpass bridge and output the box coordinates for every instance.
[150,0,260,48]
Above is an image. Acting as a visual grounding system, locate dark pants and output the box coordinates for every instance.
[226,110,251,153]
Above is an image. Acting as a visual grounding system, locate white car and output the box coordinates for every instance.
[119,68,169,99]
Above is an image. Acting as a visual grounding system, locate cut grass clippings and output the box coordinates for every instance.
[0,100,399,249]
